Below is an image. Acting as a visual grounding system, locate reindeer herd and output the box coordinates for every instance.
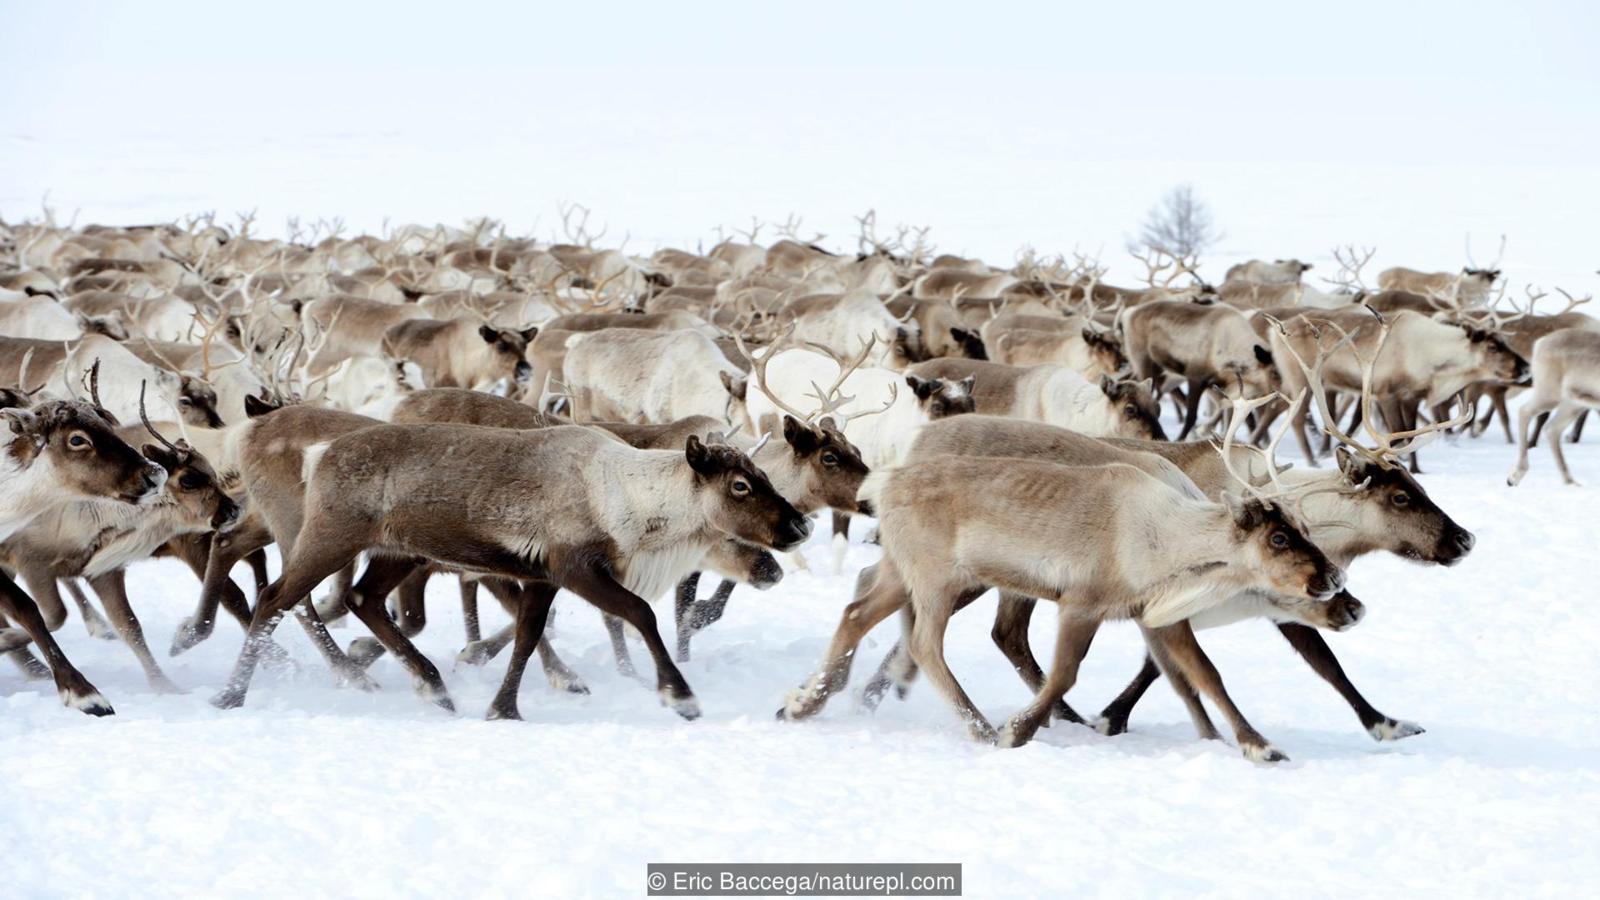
[0,208,1594,764]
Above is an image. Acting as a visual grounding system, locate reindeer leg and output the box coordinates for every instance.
[563,558,699,719]
[603,614,639,678]
[213,532,369,709]
[1176,377,1206,440]
[990,592,1085,723]
[0,572,111,715]
[1093,654,1161,737]
[20,566,68,633]
[486,582,559,720]
[459,577,481,645]
[1276,623,1421,740]
[1568,409,1588,444]
[1492,388,1514,443]
[909,585,994,743]
[1145,641,1221,740]
[245,548,271,596]
[87,570,179,694]
[781,560,908,721]
[0,609,52,679]
[1143,622,1283,763]
[172,526,269,656]
[830,511,850,574]
[1509,394,1553,485]
[1529,411,1550,447]
[682,579,736,658]
[999,610,1100,747]
[62,579,116,640]
[311,561,357,625]
[674,572,700,662]
[1545,402,1585,486]
[338,555,453,711]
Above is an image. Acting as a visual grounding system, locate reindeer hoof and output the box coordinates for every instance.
[663,691,701,721]
[61,687,114,717]
[1330,595,1366,632]
[968,722,999,745]
[148,675,184,695]
[997,719,1037,749]
[455,641,495,667]
[209,688,246,710]
[1243,743,1288,764]
[85,617,118,642]
[346,637,386,670]
[168,617,211,656]
[545,671,589,695]
[417,682,455,713]
[1091,715,1129,736]
[1368,719,1425,741]
[336,668,380,692]
[486,701,522,721]
[855,675,892,712]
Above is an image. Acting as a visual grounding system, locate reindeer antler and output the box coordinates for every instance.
[138,381,188,455]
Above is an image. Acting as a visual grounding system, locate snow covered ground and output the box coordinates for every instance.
[3,416,1596,898]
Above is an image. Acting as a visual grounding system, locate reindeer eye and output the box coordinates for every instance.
[67,433,90,449]
[1269,532,1290,549]
[178,397,192,406]
[1392,491,1410,507]
[1123,404,1138,417]
[177,472,205,490]
[731,479,751,497]
[821,452,838,466]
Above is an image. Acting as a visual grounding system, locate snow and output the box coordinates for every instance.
[5,5,1599,894]
[3,421,1596,898]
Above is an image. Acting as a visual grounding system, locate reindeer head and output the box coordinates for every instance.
[948,327,987,360]
[778,415,872,515]
[75,312,129,341]
[1461,268,1502,288]
[1080,327,1128,376]
[717,370,753,433]
[3,400,165,504]
[1224,493,1346,607]
[1461,325,1530,385]
[1097,375,1166,440]
[476,324,538,388]
[686,435,811,552]
[137,433,241,532]
[699,536,784,591]
[1332,447,1474,566]
[176,373,225,428]
[905,374,975,420]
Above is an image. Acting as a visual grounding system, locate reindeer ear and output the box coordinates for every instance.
[1099,374,1116,396]
[243,393,278,418]
[1253,344,1273,366]
[520,326,539,342]
[782,415,820,454]
[905,374,936,399]
[719,370,746,401]
[478,324,499,343]
[685,434,718,477]
[1333,446,1365,482]
[1,407,38,436]
[141,442,178,471]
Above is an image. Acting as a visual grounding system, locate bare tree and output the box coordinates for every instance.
[1130,184,1223,260]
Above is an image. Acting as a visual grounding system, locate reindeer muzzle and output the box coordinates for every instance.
[774,515,813,552]
[1435,527,1475,566]
[130,464,168,503]
[514,362,533,385]
[749,552,784,590]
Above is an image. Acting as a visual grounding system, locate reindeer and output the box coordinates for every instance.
[1378,267,1500,306]
[0,336,198,426]
[1224,259,1313,285]
[1266,308,1528,468]
[0,396,167,715]
[774,291,923,371]
[979,312,1126,377]
[0,394,240,693]
[560,328,749,428]
[1119,300,1279,438]
[63,291,197,342]
[912,268,1018,301]
[882,296,987,360]
[795,449,1345,763]
[905,357,1165,440]
[380,319,535,391]
[211,423,812,719]
[0,291,129,341]
[596,412,872,662]
[1508,328,1600,486]
[857,394,1473,740]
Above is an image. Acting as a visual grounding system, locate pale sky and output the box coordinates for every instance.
[3,0,1597,283]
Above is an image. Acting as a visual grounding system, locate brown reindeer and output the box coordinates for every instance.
[211,423,811,719]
